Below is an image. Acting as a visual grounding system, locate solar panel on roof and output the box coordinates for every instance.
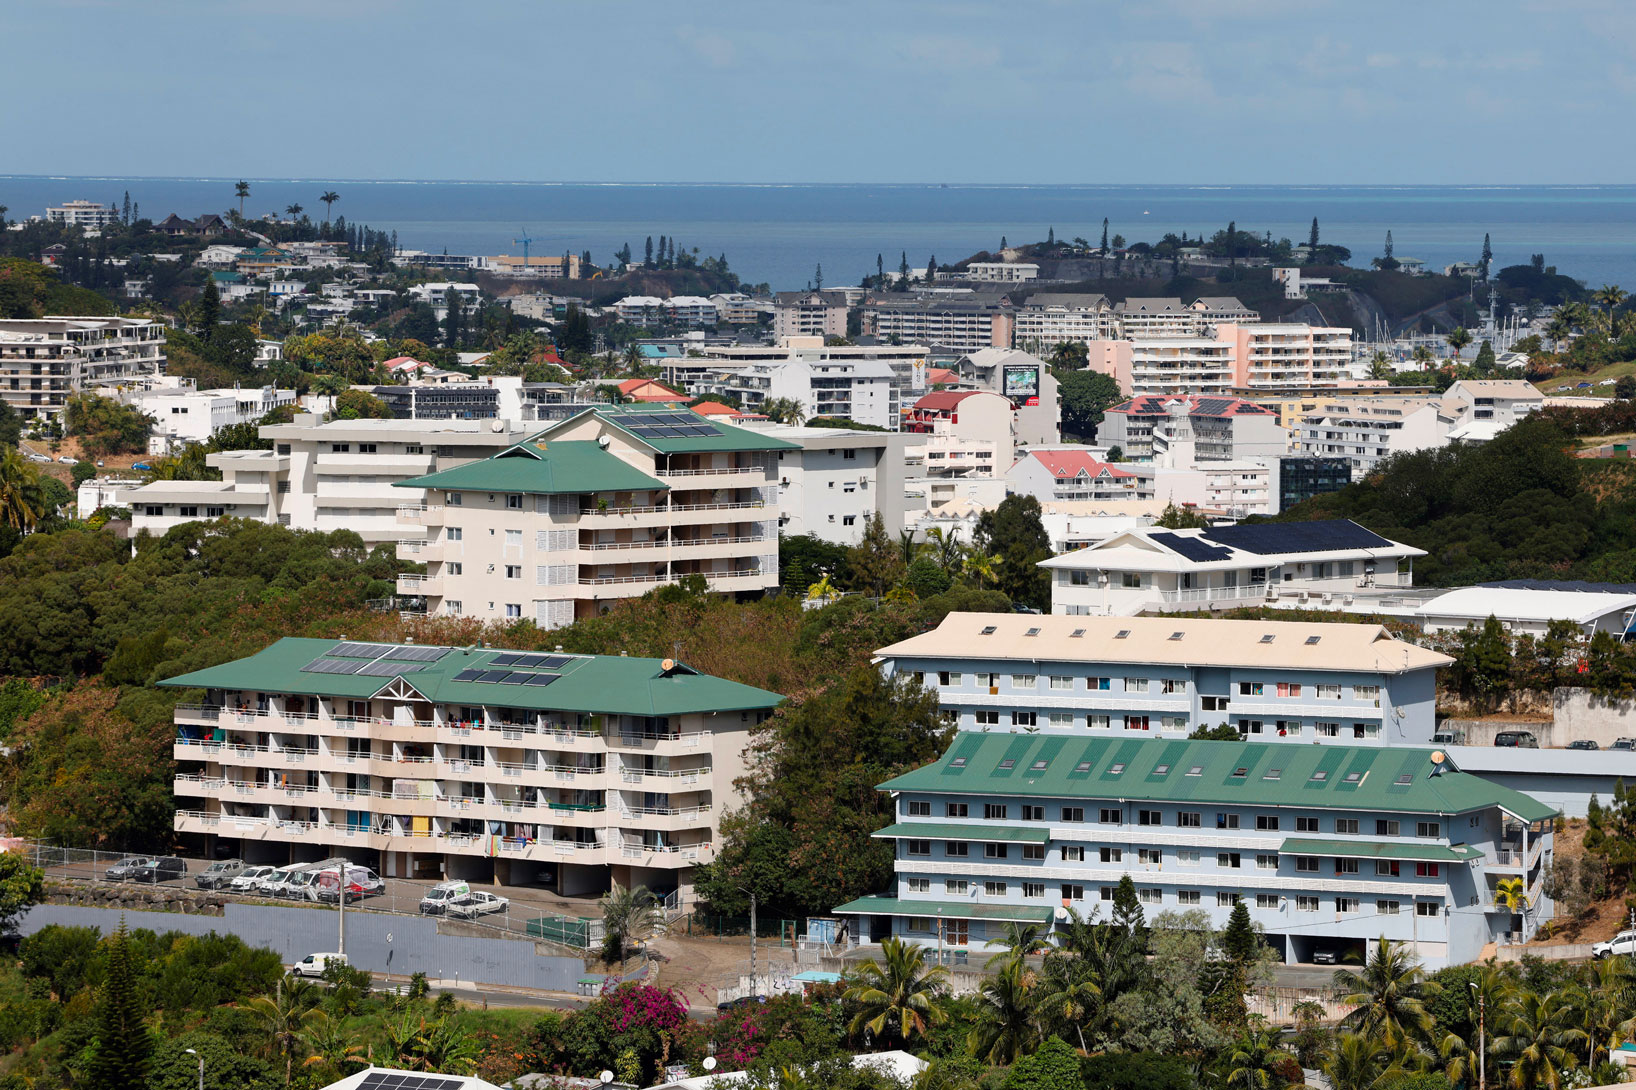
[452,668,484,682]
[475,670,512,683]
[502,653,571,670]
[383,645,450,663]
[1203,519,1392,556]
[355,660,409,677]
[1150,532,1232,563]
[330,642,397,659]
[488,653,520,667]
[357,1073,466,1090]
[301,657,367,675]
[523,673,561,687]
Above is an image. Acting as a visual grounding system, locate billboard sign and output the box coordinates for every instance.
[1003,364,1039,401]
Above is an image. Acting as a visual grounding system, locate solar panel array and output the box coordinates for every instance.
[1204,519,1392,556]
[1192,397,1233,415]
[452,667,562,688]
[1149,532,1232,563]
[303,657,367,675]
[488,653,572,670]
[383,645,452,663]
[356,659,413,677]
[357,1073,466,1090]
[301,643,454,676]
[330,642,399,659]
[618,411,720,440]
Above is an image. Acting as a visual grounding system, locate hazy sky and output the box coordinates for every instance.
[9,0,1631,184]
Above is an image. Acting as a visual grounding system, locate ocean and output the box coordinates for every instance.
[5,176,1635,292]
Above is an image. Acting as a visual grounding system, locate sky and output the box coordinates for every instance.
[7,0,1634,184]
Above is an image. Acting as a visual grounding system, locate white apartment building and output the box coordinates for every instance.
[1295,398,1452,479]
[1097,395,1288,464]
[407,282,481,319]
[1087,324,1355,397]
[954,348,1061,447]
[665,297,719,327]
[1233,323,1353,389]
[1007,450,1150,503]
[127,417,532,541]
[77,475,142,519]
[963,262,1039,282]
[707,356,894,429]
[1013,294,1117,353]
[46,200,119,229]
[164,637,783,894]
[712,294,772,325]
[1442,380,1544,442]
[614,296,666,324]
[392,406,793,627]
[1191,297,1261,325]
[1116,298,1198,338]
[1125,334,1238,395]
[773,291,848,340]
[1041,519,1423,616]
[738,423,918,544]
[130,383,297,454]
[861,297,1015,354]
[0,316,167,420]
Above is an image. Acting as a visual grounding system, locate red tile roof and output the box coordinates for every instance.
[1021,450,1135,479]
[689,401,741,417]
[912,390,990,412]
[617,378,685,401]
[1107,395,1274,418]
[927,367,960,385]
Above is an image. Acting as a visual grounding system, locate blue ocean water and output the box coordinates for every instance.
[5,177,1635,292]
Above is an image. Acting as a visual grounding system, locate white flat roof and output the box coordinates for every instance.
[1417,587,1636,626]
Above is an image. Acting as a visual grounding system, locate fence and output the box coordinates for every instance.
[681,914,801,943]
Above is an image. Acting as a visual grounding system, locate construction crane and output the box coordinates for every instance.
[513,230,535,269]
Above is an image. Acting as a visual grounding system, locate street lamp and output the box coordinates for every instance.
[737,886,758,996]
[183,1047,204,1090]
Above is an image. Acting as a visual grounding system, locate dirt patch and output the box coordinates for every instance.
[1527,819,1629,947]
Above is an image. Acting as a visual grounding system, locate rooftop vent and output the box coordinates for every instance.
[1259,634,1276,644]
[1168,631,1184,641]
[980,625,997,635]
[1115,629,1131,639]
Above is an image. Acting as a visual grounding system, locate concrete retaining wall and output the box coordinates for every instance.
[1552,689,1636,746]
[1493,942,1594,963]
[19,902,585,993]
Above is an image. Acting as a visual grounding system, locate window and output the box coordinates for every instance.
[1061,884,1084,900]
[1049,712,1074,728]
[1297,816,1319,832]
[906,878,930,894]
[1187,765,1203,776]
[1377,819,1400,837]
[1337,897,1360,913]
[985,843,1009,859]
[446,562,463,576]
[1317,722,1339,737]
[975,672,998,687]
[1277,682,1303,698]
[1176,849,1200,865]
[947,803,968,818]
[1217,813,1240,830]
[1012,711,1036,727]
[445,601,462,615]
[1377,861,1400,877]
[1012,673,1036,689]
[1316,684,1341,700]
[1100,886,1118,901]
[1121,572,1143,588]
[1070,570,1091,586]
[1202,695,1229,712]
[1355,684,1380,702]
[1161,678,1184,694]
[1178,890,1201,905]
[1178,811,1201,828]
[1140,888,1162,904]
[946,879,969,895]
[1296,856,1319,873]
[1263,766,1283,780]
[1023,882,1045,898]
[1297,895,1320,912]
[1256,853,1279,870]
[1239,719,1263,735]
[1239,682,1264,696]
[1336,818,1359,834]
[446,492,462,505]
[1062,807,1084,823]
[179,506,199,517]
[330,443,351,453]
[1099,808,1122,825]
[505,494,523,509]
[206,506,224,517]
[907,840,931,856]
[1256,815,1280,831]
[1100,847,1123,863]
[1162,716,1187,731]
[1336,859,1359,874]
[1139,848,1162,864]
[907,800,931,817]
[938,671,962,686]
[945,920,969,944]
[1088,714,1111,729]
[1417,901,1440,917]
[1125,715,1149,731]
[1217,852,1241,869]
[1256,893,1279,909]
[1022,805,1044,821]
[1378,900,1401,915]
[1417,821,1440,838]
[999,759,1016,771]
[504,529,522,549]
[984,881,1007,896]
[1125,678,1149,693]
[946,841,969,857]
[985,803,1008,820]
[1022,844,1045,861]
[1415,862,1440,878]
[1217,892,1240,907]
[1049,675,1073,690]
[504,603,521,619]
[1062,846,1085,862]
[1138,809,1162,826]
[447,527,463,542]
[950,757,967,769]
[1088,677,1111,690]
[505,564,522,579]
[974,710,999,726]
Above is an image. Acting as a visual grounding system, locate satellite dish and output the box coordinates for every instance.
[1054,906,1068,921]
[1431,750,1446,764]
[597,435,612,449]
[490,419,505,432]
[661,658,675,671]
[703,1057,718,1071]
[599,1072,614,1085]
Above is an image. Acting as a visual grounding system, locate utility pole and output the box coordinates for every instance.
[1471,981,1485,1090]
[338,862,346,955]
[738,885,758,996]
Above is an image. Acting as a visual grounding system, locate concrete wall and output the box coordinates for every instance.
[18,902,585,992]
[1552,689,1636,746]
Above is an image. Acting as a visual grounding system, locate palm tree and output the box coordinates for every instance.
[1570,957,1630,1069]
[842,936,950,1049]
[1545,315,1574,351]
[967,958,1036,1064]
[1495,876,1530,927]
[1441,964,1509,1090]
[986,921,1050,970]
[925,526,964,572]
[0,447,44,531]
[1324,1032,1389,1090]
[1446,327,1474,363]
[410,1016,481,1074]
[1496,990,1586,1090]
[1368,350,1393,380]
[963,551,999,590]
[285,203,304,221]
[1228,1020,1297,1090]
[600,883,664,968]
[235,180,251,219]
[1333,937,1434,1049]
[320,190,340,225]
[247,977,320,1087]
[1595,284,1627,329]
[298,1009,365,1078]
[896,528,921,569]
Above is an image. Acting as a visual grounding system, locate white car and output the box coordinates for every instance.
[291,952,348,978]
[446,891,510,919]
[229,866,276,892]
[1593,930,1636,959]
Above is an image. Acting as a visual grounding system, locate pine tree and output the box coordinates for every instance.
[1000,235,1007,251]
[814,263,823,290]
[1047,226,1055,245]
[877,253,884,280]
[1227,221,1237,269]
[1110,874,1148,951]
[122,190,131,225]
[927,255,937,281]
[1309,216,1320,251]
[86,924,151,1090]
[1384,230,1394,259]
[196,276,221,342]
[1223,901,1257,966]
[443,291,463,349]
[1101,218,1109,252]
[1481,233,1493,281]
[644,236,653,265]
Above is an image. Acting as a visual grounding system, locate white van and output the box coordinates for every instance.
[291,952,348,978]
[418,880,471,915]
[284,868,328,900]
[259,863,311,896]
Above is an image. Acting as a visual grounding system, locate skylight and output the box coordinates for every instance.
[1030,759,1048,771]
[1115,629,1131,639]
[1305,635,1322,645]
[1154,763,1171,775]
[999,758,1016,770]
[1264,768,1282,780]
[1074,760,1093,773]
[1310,770,1329,781]
[1395,773,1414,785]
[980,625,997,635]
[1168,631,1185,641]
[1186,764,1203,777]
[1232,767,1248,778]
[1109,762,1126,775]
[1070,628,1086,638]
[1259,634,1276,644]
[1025,627,1041,637]
[950,757,968,769]
[1344,771,1363,783]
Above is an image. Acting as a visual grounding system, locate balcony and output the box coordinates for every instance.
[396,574,441,596]
[619,765,711,788]
[396,504,430,522]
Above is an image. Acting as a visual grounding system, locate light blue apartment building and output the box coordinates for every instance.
[835,734,1555,968]
[874,613,1449,745]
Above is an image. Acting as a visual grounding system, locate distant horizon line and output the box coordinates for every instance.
[4,174,1635,191]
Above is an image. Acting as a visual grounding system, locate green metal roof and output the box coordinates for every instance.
[833,896,1053,924]
[393,440,664,496]
[556,405,800,454]
[872,822,1051,844]
[879,734,1558,822]
[159,637,783,716]
[1278,838,1486,863]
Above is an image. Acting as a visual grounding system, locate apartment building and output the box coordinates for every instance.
[861,297,1015,354]
[962,262,1039,282]
[0,316,166,420]
[1272,456,1353,512]
[835,732,1552,966]
[46,200,119,228]
[712,294,772,326]
[741,423,917,544]
[127,417,532,541]
[704,356,895,430]
[1230,323,1354,389]
[773,291,849,340]
[391,405,794,627]
[1007,450,1149,503]
[407,283,481,319]
[1041,519,1423,616]
[163,637,782,895]
[1116,298,1197,339]
[954,348,1061,446]
[1013,294,1117,353]
[1295,397,1452,479]
[129,383,297,454]
[1191,297,1261,325]
[1442,380,1544,442]
[1097,395,1288,464]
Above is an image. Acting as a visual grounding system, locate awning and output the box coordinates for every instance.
[833,896,1053,924]
[871,822,1051,844]
[1279,837,1485,863]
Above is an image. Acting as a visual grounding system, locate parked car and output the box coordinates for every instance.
[284,869,328,900]
[1311,948,1339,965]
[447,891,510,919]
[418,881,471,915]
[1431,730,1466,746]
[104,857,155,881]
[196,859,247,890]
[1593,930,1636,959]
[229,865,276,892]
[130,857,187,883]
[1567,739,1601,751]
[1493,731,1540,748]
[1612,738,1636,751]
[291,952,347,978]
[259,863,312,896]
[315,866,384,904]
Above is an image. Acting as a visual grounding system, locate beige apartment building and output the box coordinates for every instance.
[393,405,794,628]
[0,316,166,419]
[164,637,782,894]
